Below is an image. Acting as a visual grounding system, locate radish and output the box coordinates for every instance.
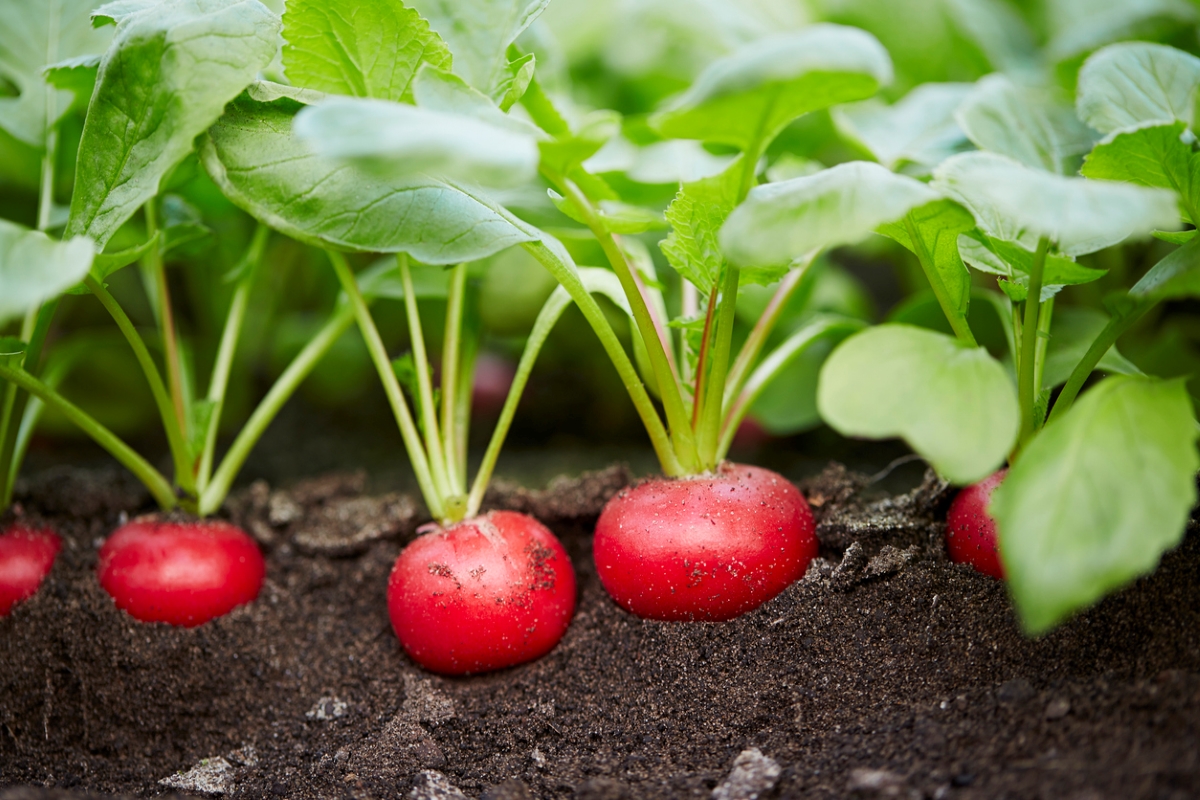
[945,470,1006,579]
[593,463,817,621]
[0,525,61,616]
[97,520,265,627]
[387,510,576,675]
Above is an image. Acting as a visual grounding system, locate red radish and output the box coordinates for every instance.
[97,520,265,627]
[593,463,817,621]
[946,470,1006,579]
[0,525,61,617]
[388,510,576,675]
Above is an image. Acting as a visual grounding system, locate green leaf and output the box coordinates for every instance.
[294,95,539,188]
[1081,122,1200,223]
[538,109,621,175]
[82,231,158,287]
[932,151,1181,257]
[721,161,939,270]
[955,73,1093,174]
[660,158,741,294]
[993,376,1199,633]
[817,323,1019,485]
[281,0,451,102]
[493,51,534,111]
[412,64,540,137]
[0,219,94,326]
[1153,229,1197,244]
[44,53,102,116]
[1076,41,1200,134]
[1042,306,1140,389]
[202,96,536,264]
[1046,0,1197,65]
[0,0,111,146]
[833,82,973,172]
[246,78,326,106]
[958,232,1107,301]
[406,0,549,96]
[877,199,975,328]
[65,0,281,249]
[650,24,893,152]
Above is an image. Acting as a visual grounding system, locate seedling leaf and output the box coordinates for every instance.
[0,219,94,325]
[817,323,1019,485]
[833,82,973,172]
[994,376,1199,634]
[877,199,975,330]
[281,0,451,103]
[1076,41,1200,134]
[650,25,893,151]
[1081,122,1200,223]
[660,158,741,294]
[65,0,281,249]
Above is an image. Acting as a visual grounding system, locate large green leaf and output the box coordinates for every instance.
[660,157,741,294]
[1081,122,1200,223]
[406,0,548,97]
[293,96,539,187]
[0,219,94,325]
[1045,0,1197,63]
[281,0,451,102]
[817,323,1019,484]
[1076,42,1200,134]
[201,96,536,263]
[0,0,111,147]
[1042,306,1140,389]
[720,161,938,270]
[650,24,892,151]
[955,73,1093,174]
[993,376,1199,633]
[833,82,972,172]
[65,0,280,249]
[877,199,975,330]
[932,151,1180,257]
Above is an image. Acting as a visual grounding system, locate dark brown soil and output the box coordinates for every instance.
[2,463,1200,800]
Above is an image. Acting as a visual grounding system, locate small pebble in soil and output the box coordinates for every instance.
[1045,697,1071,720]
[409,769,468,800]
[847,767,916,798]
[711,748,781,800]
[306,696,348,721]
[158,755,235,796]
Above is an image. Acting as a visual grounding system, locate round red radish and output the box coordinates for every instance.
[388,510,576,675]
[946,469,1006,579]
[0,525,61,617]
[97,520,265,627]
[593,462,817,621]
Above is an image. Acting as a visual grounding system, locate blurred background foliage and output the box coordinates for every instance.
[2,0,1198,482]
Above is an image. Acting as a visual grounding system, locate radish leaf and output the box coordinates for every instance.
[833,82,972,172]
[1077,41,1200,133]
[817,323,1019,485]
[1082,122,1200,223]
[877,199,975,330]
[994,376,1199,634]
[0,219,94,326]
[650,25,892,151]
[660,158,741,294]
[66,0,280,248]
[281,0,451,103]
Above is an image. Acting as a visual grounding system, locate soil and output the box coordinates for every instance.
[2,461,1200,800]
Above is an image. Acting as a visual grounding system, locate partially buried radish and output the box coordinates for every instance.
[0,525,61,616]
[388,511,576,675]
[98,520,265,626]
[946,470,1006,579]
[594,463,817,621]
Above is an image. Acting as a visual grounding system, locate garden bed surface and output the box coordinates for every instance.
[1,463,1199,800]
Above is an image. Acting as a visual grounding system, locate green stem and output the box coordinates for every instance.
[399,255,454,500]
[200,302,356,516]
[1033,295,1055,407]
[0,302,58,507]
[722,256,812,412]
[0,364,176,510]
[690,287,718,427]
[327,251,445,521]
[142,197,188,437]
[453,324,477,489]
[440,263,468,490]
[467,289,574,518]
[198,224,269,492]
[1016,237,1050,453]
[696,266,740,469]
[559,178,698,470]
[85,274,194,495]
[521,239,684,476]
[903,213,977,346]
[1046,306,1146,426]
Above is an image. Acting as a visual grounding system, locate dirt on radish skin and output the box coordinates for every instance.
[387,510,576,675]
[593,462,817,621]
[946,470,1007,579]
[97,520,266,627]
[0,525,60,617]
